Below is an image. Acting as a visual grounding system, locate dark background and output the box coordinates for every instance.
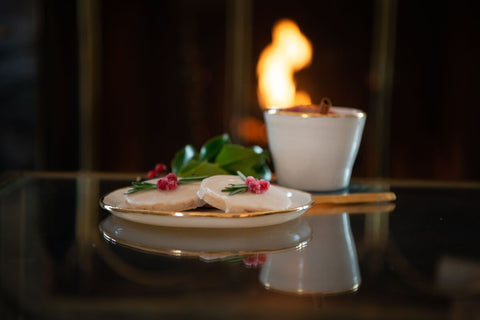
[1,0,479,180]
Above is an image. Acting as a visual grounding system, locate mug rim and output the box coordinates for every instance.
[264,106,366,119]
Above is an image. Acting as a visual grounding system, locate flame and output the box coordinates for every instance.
[257,19,313,109]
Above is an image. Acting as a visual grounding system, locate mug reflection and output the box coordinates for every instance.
[259,213,361,295]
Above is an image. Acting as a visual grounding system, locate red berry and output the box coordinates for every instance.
[246,178,269,194]
[243,255,258,268]
[156,175,178,191]
[259,179,270,192]
[155,163,167,174]
[147,170,157,179]
[243,254,266,268]
[167,179,177,190]
[245,176,256,186]
[165,173,178,182]
[257,253,267,264]
[247,181,260,194]
[157,178,168,190]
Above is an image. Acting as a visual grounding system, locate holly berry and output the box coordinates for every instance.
[156,172,178,191]
[167,179,177,190]
[146,163,167,178]
[245,176,270,194]
[155,163,167,175]
[147,170,157,179]
[245,176,256,186]
[258,179,270,191]
[257,253,267,264]
[157,178,168,190]
[165,172,178,182]
[243,254,267,268]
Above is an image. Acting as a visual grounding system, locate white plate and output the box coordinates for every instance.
[99,186,313,228]
[99,215,312,260]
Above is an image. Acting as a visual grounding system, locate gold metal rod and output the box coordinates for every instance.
[77,0,101,170]
[313,192,396,204]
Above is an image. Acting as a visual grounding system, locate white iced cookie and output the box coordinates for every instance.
[197,175,292,213]
[125,179,204,211]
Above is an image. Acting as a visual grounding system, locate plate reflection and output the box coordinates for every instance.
[99,215,312,261]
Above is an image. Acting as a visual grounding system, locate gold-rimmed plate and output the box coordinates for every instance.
[99,187,313,228]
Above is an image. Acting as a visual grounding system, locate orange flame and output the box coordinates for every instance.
[257,19,313,109]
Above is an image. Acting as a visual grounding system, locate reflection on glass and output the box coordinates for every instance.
[259,213,361,295]
[99,215,311,262]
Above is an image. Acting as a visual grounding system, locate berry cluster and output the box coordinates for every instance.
[243,254,267,268]
[156,173,178,191]
[147,163,167,179]
[245,176,270,194]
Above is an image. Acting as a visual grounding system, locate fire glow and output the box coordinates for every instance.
[257,19,313,109]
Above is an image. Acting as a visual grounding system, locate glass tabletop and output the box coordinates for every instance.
[1,172,479,319]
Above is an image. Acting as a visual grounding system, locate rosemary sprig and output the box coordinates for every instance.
[125,175,209,194]
[177,175,210,184]
[221,184,249,195]
[125,181,157,194]
[237,171,247,181]
[221,171,248,196]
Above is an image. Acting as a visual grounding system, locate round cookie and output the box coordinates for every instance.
[197,175,292,213]
[125,179,204,211]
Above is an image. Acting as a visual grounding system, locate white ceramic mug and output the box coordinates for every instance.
[264,107,366,191]
[259,214,361,295]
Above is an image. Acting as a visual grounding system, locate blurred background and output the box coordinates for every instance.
[1,0,479,180]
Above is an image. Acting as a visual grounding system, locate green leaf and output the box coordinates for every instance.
[176,159,201,176]
[215,145,263,167]
[251,146,271,180]
[252,145,270,160]
[199,133,230,162]
[171,144,197,174]
[178,160,228,177]
[253,163,272,181]
[215,145,267,177]
[234,166,258,178]
[169,133,272,180]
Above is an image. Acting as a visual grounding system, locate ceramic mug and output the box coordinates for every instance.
[264,106,366,191]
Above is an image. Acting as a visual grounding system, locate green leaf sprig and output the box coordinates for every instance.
[221,172,249,196]
[171,134,271,180]
[125,175,208,194]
